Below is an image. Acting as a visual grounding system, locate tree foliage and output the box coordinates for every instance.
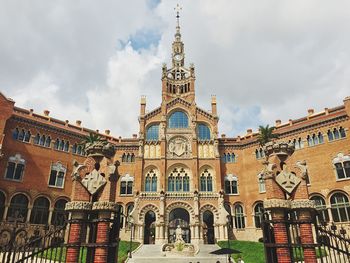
[257,125,278,146]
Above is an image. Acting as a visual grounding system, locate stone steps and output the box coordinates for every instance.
[126,244,229,263]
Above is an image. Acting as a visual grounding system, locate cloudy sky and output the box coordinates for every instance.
[1,0,350,138]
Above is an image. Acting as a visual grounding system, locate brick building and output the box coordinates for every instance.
[0,16,350,245]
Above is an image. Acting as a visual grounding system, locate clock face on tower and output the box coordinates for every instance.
[174,53,183,61]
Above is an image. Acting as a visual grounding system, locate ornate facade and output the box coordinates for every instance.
[0,15,350,245]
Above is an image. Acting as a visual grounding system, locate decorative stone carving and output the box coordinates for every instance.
[85,139,115,159]
[81,169,107,195]
[263,199,291,209]
[291,199,316,209]
[65,201,92,211]
[263,141,295,160]
[167,136,192,158]
[295,160,308,180]
[92,201,118,211]
[275,164,301,194]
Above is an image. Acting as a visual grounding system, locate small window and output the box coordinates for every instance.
[12,128,19,140]
[146,125,159,141]
[258,173,265,193]
[167,167,190,192]
[48,162,66,188]
[120,174,134,195]
[5,154,25,181]
[224,175,238,194]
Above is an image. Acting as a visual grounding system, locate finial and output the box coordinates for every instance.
[174,4,182,28]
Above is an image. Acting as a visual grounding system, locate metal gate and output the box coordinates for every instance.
[262,210,350,263]
[0,210,121,263]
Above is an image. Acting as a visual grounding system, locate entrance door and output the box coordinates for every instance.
[203,210,215,244]
[144,211,156,244]
[168,208,191,243]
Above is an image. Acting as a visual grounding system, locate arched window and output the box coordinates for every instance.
[72,143,77,154]
[310,196,329,223]
[224,175,238,194]
[5,154,25,181]
[12,128,19,140]
[24,130,31,142]
[64,141,69,152]
[30,197,50,224]
[120,174,134,195]
[48,162,66,188]
[45,136,51,147]
[255,148,265,159]
[333,153,350,180]
[234,204,245,229]
[146,124,159,141]
[167,167,190,192]
[51,199,68,226]
[40,134,46,146]
[54,139,59,150]
[254,203,264,228]
[145,169,157,192]
[18,129,25,141]
[328,127,347,141]
[330,193,350,222]
[257,173,265,193]
[7,194,29,220]
[0,191,5,220]
[59,140,64,151]
[197,124,210,140]
[168,111,188,128]
[199,169,213,192]
[34,133,40,145]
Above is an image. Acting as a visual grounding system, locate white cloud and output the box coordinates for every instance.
[1,0,350,137]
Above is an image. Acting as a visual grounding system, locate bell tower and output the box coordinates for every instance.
[162,4,196,103]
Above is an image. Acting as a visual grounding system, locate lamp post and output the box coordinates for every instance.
[226,215,232,263]
[128,215,134,258]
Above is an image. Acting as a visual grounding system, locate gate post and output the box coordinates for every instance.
[262,142,317,263]
[292,165,317,263]
[65,169,92,263]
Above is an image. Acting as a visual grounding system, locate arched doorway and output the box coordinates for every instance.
[168,208,190,243]
[144,211,156,244]
[203,210,215,244]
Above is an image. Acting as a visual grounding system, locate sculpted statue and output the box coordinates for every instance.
[175,225,184,243]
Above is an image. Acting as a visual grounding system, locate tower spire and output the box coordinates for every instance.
[174,4,182,40]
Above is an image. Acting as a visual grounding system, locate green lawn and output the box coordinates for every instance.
[38,240,140,262]
[217,240,326,263]
[218,240,265,263]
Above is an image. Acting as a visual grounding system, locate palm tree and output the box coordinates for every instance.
[257,125,279,146]
[79,132,101,149]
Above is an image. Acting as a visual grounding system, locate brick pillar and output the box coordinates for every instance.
[271,208,292,263]
[93,202,117,263]
[65,201,92,263]
[298,209,317,263]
